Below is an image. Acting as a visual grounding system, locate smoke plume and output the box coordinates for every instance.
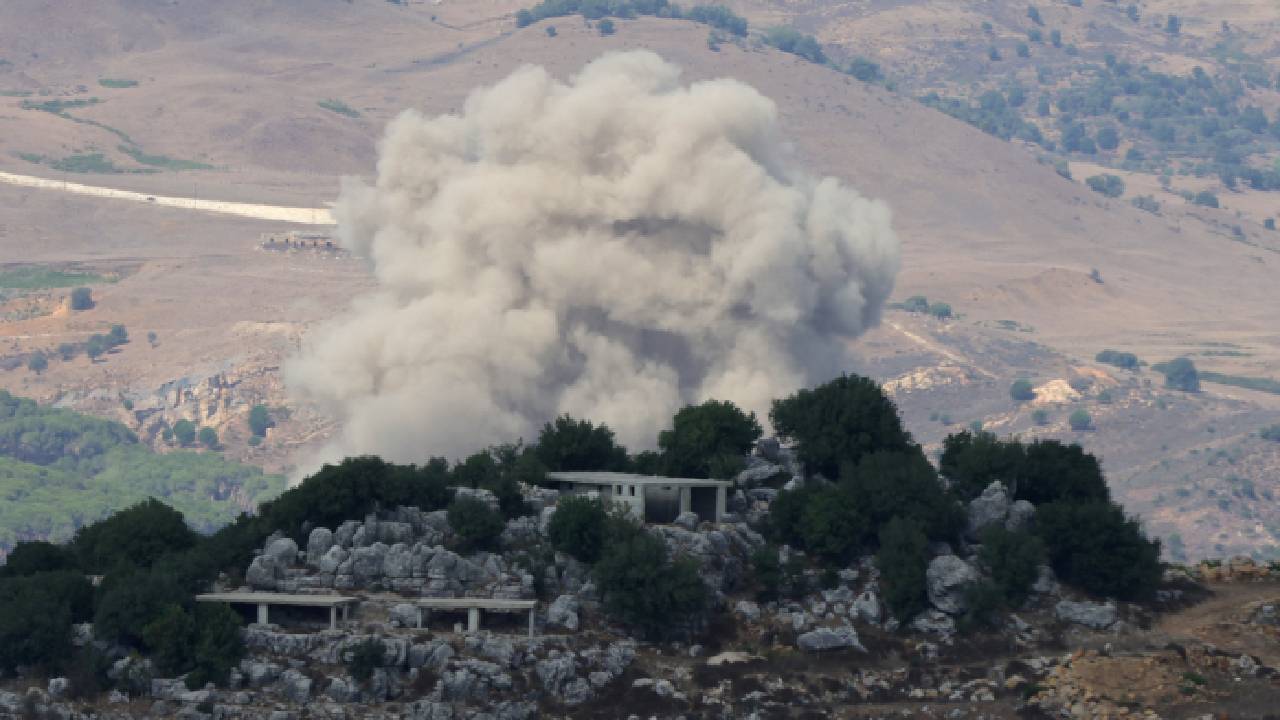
[286,50,900,469]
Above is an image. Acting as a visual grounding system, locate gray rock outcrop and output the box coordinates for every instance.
[1054,599,1118,630]
[966,482,1011,538]
[796,625,865,652]
[926,555,979,615]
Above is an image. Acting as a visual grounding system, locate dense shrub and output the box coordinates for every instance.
[685,4,746,36]
[843,449,963,542]
[593,520,707,639]
[977,525,1044,607]
[70,287,93,311]
[1161,357,1200,392]
[1009,379,1036,402]
[447,497,506,552]
[535,415,630,472]
[1035,501,1161,600]
[657,400,761,479]
[93,568,188,647]
[749,545,783,602]
[0,541,76,577]
[143,604,196,676]
[763,27,827,65]
[940,433,1109,506]
[172,419,197,445]
[187,603,245,688]
[0,574,82,673]
[1262,424,1280,442]
[345,637,386,683]
[248,405,273,437]
[72,498,196,573]
[1192,191,1219,208]
[796,485,867,563]
[1085,174,1126,198]
[1068,409,1092,431]
[876,517,930,620]
[1096,349,1139,369]
[770,374,912,480]
[547,496,609,563]
[940,431,1027,501]
[198,426,219,449]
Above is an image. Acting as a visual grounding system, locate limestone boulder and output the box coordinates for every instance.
[926,555,979,615]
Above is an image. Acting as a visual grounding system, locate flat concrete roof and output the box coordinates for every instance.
[417,598,537,610]
[196,592,357,607]
[547,471,731,488]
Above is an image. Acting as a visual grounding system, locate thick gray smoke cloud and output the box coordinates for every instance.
[286,50,899,470]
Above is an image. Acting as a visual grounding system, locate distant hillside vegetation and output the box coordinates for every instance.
[0,391,284,555]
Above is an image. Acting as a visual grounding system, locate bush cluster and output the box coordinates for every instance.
[939,431,1160,601]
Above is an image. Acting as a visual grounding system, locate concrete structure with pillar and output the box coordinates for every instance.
[546,471,730,525]
[195,592,357,630]
[415,598,539,637]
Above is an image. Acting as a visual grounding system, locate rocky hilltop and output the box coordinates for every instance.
[3,470,1278,719]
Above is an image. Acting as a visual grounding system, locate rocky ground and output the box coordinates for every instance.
[3,460,1280,720]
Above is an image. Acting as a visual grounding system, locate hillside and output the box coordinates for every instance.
[0,390,284,557]
[0,0,1278,558]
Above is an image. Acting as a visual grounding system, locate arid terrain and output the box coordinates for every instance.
[2,0,1279,560]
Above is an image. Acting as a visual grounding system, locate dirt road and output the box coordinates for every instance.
[0,170,335,225]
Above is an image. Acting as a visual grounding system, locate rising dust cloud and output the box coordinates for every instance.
[286,50,900,472]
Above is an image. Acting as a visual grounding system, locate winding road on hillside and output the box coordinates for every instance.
[0,170,335,225]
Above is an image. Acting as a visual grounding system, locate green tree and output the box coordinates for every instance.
[1165,14,1180,35]
[547,495,609,563]
[939,431,1027,501]
[1035,501,1161,600]
[535,415,630,471]
[597,18,615,34]
[1010,379,1036,402]
[26,353,48,374]
[72,498,197,573]
[86,334,109,360]
[657,400,762,479]
[843,449,962,542]
[198,426,219,449]
[769,374,912,479]
[976,525,1044,607]
[593,519,707,639]
[446,497,505,552]
[0,541,76,577]
[1068,409,1092,431]
[1162,356,1200,392]
[172,419,197,446]
[142,604,196,676]
[70,287,93,311]
[876,517,930,620]
[187,603,244,688]
[797,485,867,563]
[248,404,273,437]
[0,573,87,673]
[107,324,128,345]
[93,568,188,647]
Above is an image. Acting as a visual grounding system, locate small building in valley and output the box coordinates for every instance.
[546,471,730,525]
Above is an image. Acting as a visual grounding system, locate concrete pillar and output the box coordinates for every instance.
[329,606,337,631]
[467,607,481,632]
[528,608,536,638]
[416,607,424,629]
[715,486,727,522]
[679,487,691,515]
[257,603,269,625]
